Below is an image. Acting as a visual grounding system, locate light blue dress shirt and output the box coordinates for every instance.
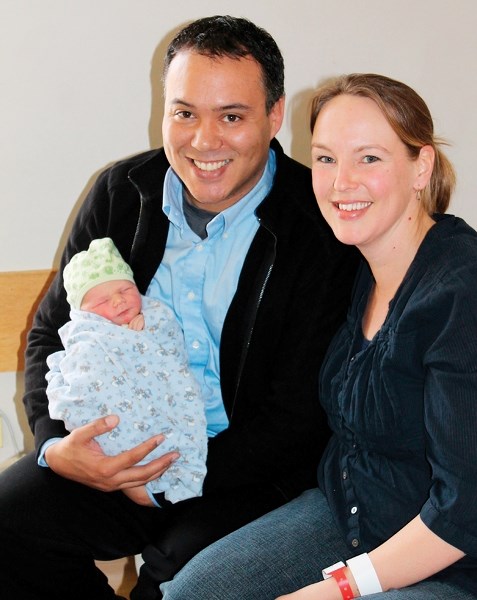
[147,150,276,437]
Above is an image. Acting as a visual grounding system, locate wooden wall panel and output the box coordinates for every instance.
[0,270,56,372]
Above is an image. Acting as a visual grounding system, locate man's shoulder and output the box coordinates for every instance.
[98,148,169,188]
[271,139,310,176]
[263,142,322,227]
[272,141,314,202]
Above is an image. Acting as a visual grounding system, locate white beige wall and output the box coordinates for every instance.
[1,0,476,462]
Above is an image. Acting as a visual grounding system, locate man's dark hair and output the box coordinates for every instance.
[163,15,284,113]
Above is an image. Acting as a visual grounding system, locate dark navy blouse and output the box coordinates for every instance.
[318,214,477,592]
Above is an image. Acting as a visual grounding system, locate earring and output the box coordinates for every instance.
[415,188,422,201]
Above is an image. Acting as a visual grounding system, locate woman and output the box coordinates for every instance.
[160,74,477,599]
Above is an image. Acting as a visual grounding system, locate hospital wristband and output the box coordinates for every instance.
[322,562,355,600]
[329,567,355,600]
[322,561,346,579]
[346,553,383,596]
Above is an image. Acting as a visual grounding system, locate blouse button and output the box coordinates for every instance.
[350,506,358,515]
[351,538,360,548]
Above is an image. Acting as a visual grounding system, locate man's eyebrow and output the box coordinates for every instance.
[216,103,251,112]
[169,98,252,112]
[169,98,194,107]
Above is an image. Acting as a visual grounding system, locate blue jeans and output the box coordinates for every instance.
[161,488,476,600]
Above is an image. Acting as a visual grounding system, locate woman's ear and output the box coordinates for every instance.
[414,145,435,190]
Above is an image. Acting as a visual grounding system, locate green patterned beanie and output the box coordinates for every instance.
[63,238,135,309]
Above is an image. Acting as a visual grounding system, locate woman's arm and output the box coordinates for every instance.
[277,515,464,599]
[369,515,464,591]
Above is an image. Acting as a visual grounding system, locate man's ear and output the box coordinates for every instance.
[269,96,285,139]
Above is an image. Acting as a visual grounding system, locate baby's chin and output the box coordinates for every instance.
[112,319,128,326]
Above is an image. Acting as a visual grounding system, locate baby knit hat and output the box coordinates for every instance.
[63,238,135,309]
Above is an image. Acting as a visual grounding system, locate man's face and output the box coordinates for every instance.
[162,50,284,212]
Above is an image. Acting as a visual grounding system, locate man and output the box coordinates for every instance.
[0,15,358,600]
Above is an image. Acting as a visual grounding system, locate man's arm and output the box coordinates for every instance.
[23,166,172,492]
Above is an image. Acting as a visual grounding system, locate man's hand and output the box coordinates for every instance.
[44,415,179,492]
[122,485,156,507]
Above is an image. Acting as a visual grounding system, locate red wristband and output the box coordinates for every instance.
[329,567,355,600]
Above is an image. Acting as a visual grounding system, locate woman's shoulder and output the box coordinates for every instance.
[402,215,477,316]
[430,213,477,246]
[421,214,477,268]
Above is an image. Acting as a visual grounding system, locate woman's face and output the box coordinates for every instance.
[311,94,427,254]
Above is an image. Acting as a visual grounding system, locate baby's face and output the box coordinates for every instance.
[81,280,142,325]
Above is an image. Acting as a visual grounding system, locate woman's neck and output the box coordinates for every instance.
[361,211,435,340]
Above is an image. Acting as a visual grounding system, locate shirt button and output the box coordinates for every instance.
[351,538,360,548]
[222,232,229,239]
[192,340,200,349]
[187,291,195,301]
[350,506,358,515]
[196,244,204,252]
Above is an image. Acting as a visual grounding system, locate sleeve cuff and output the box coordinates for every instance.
[37,438,63,467]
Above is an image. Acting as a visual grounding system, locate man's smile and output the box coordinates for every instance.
[192,159,231,172]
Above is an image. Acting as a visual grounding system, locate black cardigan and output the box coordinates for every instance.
[24,140,359,499]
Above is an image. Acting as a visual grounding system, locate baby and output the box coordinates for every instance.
[46,238,207,505]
